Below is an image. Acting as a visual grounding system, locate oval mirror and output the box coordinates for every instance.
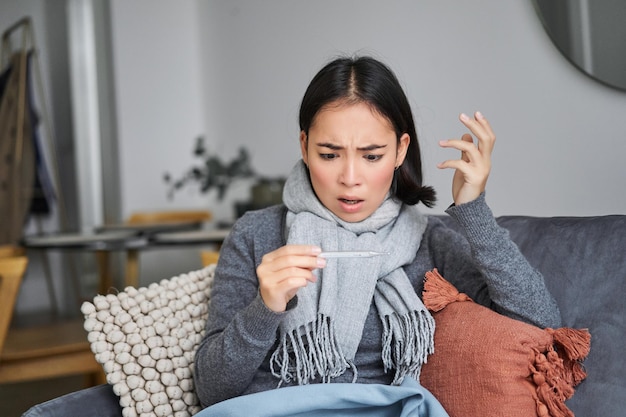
[533,0,626,91]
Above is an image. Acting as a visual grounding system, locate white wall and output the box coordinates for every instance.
[109,0,211,215]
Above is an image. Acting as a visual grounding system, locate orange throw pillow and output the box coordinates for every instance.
[420,269,590,417]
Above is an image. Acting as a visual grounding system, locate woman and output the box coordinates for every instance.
[193,56,561,411]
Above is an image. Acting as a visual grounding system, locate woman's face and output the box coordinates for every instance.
[300,102,409,223]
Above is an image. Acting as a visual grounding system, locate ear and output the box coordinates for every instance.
[299,131,309,164]
[395,133,410,167]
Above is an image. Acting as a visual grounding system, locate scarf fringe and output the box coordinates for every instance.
[382,310,436,385]
[270,314,355,386]
[270,310,435,387]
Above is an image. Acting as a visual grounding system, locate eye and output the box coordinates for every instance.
[364,154,383,162]
[319,153,338,160]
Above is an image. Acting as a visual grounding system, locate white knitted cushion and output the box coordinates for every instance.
[81,265,215,417]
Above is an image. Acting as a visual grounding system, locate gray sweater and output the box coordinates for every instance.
[194,195,561,408]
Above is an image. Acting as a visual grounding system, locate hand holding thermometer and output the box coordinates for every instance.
[318,251,388,258]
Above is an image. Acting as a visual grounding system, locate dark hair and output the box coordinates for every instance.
[299,56,436,207]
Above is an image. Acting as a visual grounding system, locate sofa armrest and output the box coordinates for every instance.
[21,384,122,417]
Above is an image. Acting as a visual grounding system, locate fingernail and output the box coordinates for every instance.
[476,111,484,119]
[316,257,327,268]
[460,113,470,122]
[311,246,322,255]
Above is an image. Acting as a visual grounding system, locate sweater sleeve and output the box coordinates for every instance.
[429,193,562,328]
[193,208,286,407]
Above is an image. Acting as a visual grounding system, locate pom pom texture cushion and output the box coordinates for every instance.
[81,265,215,417]
[420,269,590,417]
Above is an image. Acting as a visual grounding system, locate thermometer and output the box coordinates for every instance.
[318,251,388,258]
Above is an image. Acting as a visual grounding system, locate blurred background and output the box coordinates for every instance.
[1,1,625,414]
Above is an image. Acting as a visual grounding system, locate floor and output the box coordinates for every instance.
[0,376,85,417]
[1,312,90,417]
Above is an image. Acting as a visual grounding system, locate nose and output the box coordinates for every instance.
[339,158,361,187]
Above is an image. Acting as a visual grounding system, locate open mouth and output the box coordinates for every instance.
[339,198,362,205]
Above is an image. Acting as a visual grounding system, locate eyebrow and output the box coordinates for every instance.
[316,142,388,151]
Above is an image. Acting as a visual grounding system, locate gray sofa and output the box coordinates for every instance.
[22,214,626,417]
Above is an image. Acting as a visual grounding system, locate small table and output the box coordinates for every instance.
[22,224,231,296]
[122,228,231,287]
[94,220,204,235]
[22,231,148,295]
[150,228,231,245]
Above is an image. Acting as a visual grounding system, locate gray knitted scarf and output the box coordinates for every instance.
[270,160,434,386]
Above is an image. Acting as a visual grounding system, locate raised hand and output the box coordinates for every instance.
[437,111,496,205]
[256,245,325,312]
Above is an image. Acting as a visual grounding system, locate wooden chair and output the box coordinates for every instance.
[125,210,213,288]
[0,244,25,258]
[126,209,212,225]
[0,256,104,385]
[200,250,220,267]
[1,244,59,313]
